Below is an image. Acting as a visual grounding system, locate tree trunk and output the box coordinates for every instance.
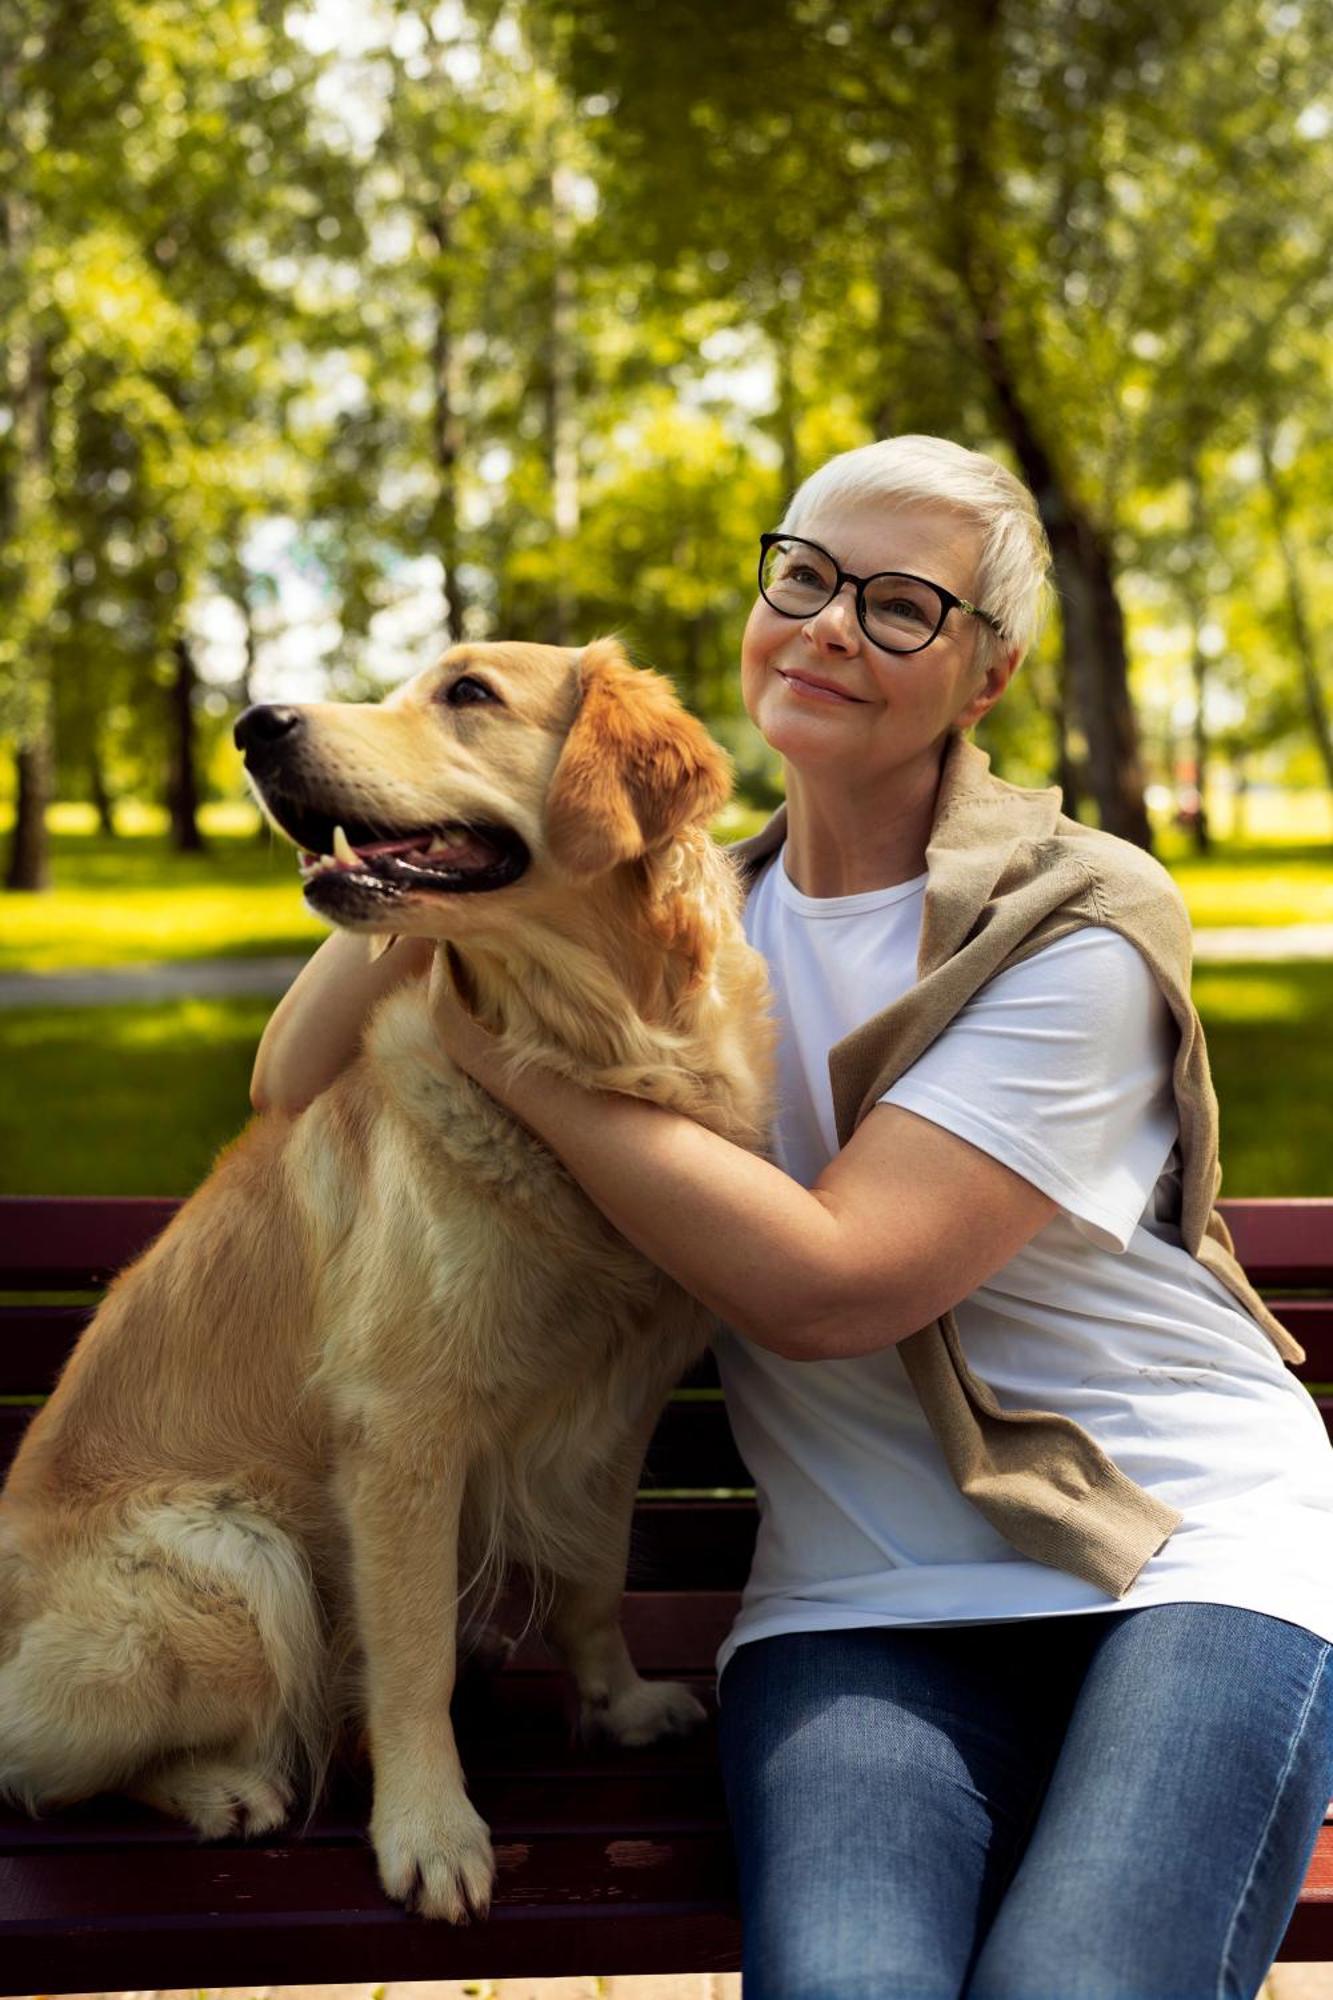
[769,290,801,507]
[167,635,206,853]
[89,741,118,837]
[1055,655,1085,821]
[1,36,56,891]
[544,157,580,646]
[977,334,1152,848]
[1184,466,1211,853]
[1258,423,1333,802]
[949,0,1151,849]
[5,738,52,890]
[426,200,466,647]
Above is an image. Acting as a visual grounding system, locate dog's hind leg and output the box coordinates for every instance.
[0,1576,283,1820]
[128,1748,294,1838]
[541,1418,706,1749]
[0,1497,327,1830]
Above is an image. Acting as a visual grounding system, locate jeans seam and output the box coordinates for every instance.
[1216,1636,1330,2000]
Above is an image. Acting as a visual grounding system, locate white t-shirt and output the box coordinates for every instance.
[714,847,1333,1679]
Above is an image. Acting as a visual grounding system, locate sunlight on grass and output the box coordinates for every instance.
[0,826,328,973]
[1190,968,1314,1024]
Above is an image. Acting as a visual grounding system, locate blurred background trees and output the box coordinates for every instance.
[2,0,1330,887]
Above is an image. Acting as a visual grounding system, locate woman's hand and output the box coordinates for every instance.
[426,947,506,1092]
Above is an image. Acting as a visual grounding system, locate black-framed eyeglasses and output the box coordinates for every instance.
[757,532,1004,656]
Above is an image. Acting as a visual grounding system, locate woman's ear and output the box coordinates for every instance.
[544,638,733,878]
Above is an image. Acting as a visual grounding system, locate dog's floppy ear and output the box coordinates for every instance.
[544,638,732,878]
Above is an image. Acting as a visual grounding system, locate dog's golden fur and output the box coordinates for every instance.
[0,639,772,1921]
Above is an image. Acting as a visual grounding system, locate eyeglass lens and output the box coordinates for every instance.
[761,538,945,650]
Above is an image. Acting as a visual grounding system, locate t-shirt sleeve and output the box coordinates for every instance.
[879,928,1179,1253]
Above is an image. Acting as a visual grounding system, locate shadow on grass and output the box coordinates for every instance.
[0,998,272,1195]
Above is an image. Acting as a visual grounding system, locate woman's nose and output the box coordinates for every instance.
[803,582,861,650]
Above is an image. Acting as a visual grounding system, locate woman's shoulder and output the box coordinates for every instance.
[1043,807,1189,934]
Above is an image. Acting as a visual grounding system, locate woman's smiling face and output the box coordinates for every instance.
[741,499,1011,785]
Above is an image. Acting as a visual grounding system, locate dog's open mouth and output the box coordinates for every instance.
[267,801,529,904]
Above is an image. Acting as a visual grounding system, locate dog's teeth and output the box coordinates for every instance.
[427,835,452,856]
[368,933,399,963]
[332,824,359,866]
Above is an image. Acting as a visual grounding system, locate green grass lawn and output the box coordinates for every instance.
[2,960,1331,1197]
[0,811,328,974]
[1154,839,1333,928]
[0,997,272,1194]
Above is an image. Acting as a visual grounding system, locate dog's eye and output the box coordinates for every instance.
[442,675,500,708]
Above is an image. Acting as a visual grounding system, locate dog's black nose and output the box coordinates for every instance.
[234,705,303,768]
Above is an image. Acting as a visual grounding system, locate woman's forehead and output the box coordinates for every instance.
[793,499,983,591]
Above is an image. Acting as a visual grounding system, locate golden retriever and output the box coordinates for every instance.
[0,638,772,1922]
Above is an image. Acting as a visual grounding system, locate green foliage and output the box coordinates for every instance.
[1,0,1330,840]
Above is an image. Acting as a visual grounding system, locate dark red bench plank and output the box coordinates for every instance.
[1220,1199,1333,1287]
[0,1828,742,1993]
[0,1196,179,1287]
[1284,1822,1333,1959]
[1278,1300,1333,1378]
[1,1298,1330,1398]
[0,1306,95,1394]
[0,1803,1324,1993]
[6,1192,1332,1288]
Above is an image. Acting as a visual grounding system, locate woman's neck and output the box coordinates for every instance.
[780,749,945,898]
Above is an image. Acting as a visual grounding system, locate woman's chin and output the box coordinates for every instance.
[758,709,866,769]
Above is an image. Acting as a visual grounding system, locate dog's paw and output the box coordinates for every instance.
[371,1791,495,1923]
[582,1675,708,1749]
[135,1756,294,1840]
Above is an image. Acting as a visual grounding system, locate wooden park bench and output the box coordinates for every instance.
[1,1192,1329,1992]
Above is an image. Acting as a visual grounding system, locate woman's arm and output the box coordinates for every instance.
[428,963,1057,1361]
[251,930,435,1114]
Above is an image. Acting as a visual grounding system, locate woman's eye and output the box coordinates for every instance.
[443,675,498,707]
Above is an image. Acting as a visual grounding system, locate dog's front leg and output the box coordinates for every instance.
[339,1442,494,1922]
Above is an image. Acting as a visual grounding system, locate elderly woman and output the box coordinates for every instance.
[252,436,1332,1999]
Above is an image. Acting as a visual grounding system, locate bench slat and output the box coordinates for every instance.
[0,1196,179,1286]
[5,1192,1332,1287]
[0,1831,742,1993]
[1219,1199,1333,1287]
[2,1308,1329,1398]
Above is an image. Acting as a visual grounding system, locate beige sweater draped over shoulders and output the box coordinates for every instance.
[728,733,1302,1600]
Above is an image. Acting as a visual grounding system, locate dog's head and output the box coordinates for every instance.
[235,638,732,935]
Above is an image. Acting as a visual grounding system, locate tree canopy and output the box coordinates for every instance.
[2,0,1329,880]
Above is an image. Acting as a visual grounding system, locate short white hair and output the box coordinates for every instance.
[780,435,1052,669]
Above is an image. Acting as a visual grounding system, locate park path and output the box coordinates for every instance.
[3,925,1333,1010]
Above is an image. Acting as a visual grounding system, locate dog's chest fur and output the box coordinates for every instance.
[290,983,709,1445]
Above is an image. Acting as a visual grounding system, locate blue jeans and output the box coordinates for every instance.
[716,1604,1332,2000]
